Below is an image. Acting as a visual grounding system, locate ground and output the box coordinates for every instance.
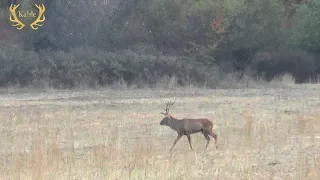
[0,86,319,180]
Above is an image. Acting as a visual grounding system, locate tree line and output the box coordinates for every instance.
[0,0,319,88]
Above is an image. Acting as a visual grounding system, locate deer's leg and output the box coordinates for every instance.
[203,133,210,149]
[208,131,218,149]
[186,134,193,150]
[170,134,182,151]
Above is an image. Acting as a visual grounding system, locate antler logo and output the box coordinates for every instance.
[9,4,46,31]
[9,4,25,30]
[30,4,45,30]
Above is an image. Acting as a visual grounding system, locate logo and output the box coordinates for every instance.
[9,4,46,30]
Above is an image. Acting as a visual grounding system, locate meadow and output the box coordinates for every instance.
[0,86,319,180]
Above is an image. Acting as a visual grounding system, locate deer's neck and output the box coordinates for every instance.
[168,116,181,131]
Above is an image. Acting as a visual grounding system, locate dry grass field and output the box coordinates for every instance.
[0,86,319,180]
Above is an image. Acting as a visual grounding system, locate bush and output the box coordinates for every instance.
[0,44,218,88]
[251,50,317,83]
[0,43,41,86]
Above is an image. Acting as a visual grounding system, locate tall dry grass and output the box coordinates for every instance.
[0,88,319,179]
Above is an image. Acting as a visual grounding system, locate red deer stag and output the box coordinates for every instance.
[159,101,218,151]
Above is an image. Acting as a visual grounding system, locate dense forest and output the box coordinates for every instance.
[0,0,319,88]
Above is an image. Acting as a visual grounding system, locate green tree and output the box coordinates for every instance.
[290,0,320,52]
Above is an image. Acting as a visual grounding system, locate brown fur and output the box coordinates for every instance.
[160,114,218,151]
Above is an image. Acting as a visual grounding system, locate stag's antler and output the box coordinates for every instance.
[161,99,176,115]
[30,4,45,30]
[9,4,25,30]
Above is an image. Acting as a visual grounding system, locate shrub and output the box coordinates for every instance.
[0,44,218,88]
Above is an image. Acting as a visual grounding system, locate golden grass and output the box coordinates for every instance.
[0,88,319,179]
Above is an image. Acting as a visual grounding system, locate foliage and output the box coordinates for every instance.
[290,0,320,52]
[0,0,319,88]
[0,43,214,88]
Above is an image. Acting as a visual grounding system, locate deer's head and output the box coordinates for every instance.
[160,100,175,126]
[160,115,173,126]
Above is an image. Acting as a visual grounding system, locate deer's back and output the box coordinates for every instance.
[180,118,213,133]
